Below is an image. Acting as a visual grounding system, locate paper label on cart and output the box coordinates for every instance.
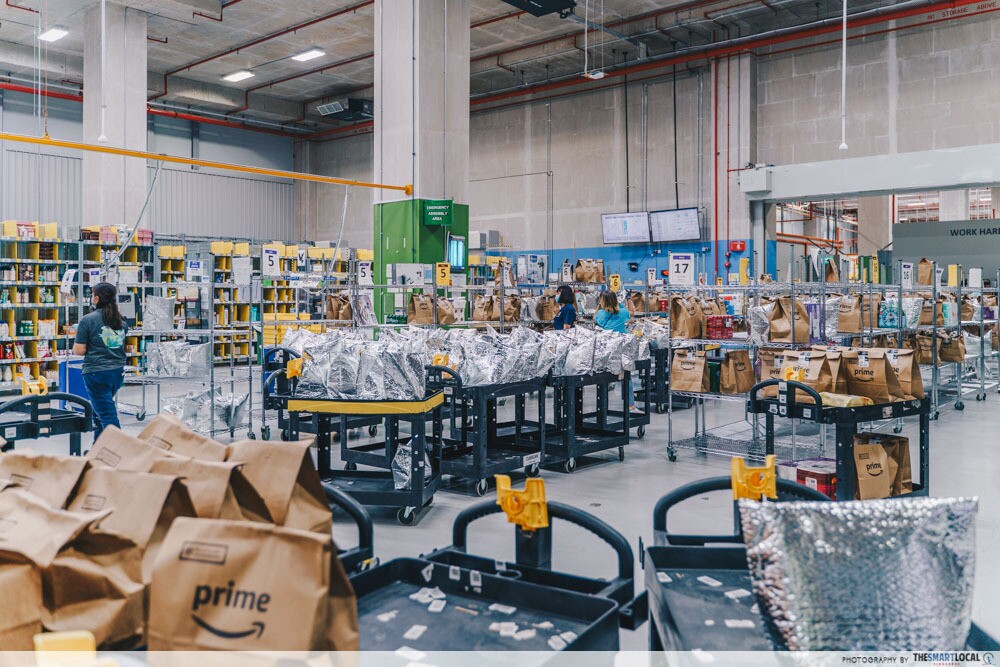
[495,560,507,572]
[724,588,752,600]
[697,575,723,587]
[427,587,446,600]
[883,407,893,419]
[547,636,568,651]
[489,603,517,615]
[724,619,756,629]
[428,600,446,613]
[769,405,778,415]
[779,406,787,416]
[534,621,554,629]
[499,622,518,637]
[403,625,427,641]
[750,604,760,614]
[559,631,578,643]
[448,565,461,581]
[378,610,399,623]
[778,393,787,404]
[395,647,426,662]
[421,564,434,582]
[656,571,673,584]
[514,629,537,641]
[778,381,787,391]
[470,570,482,587]
[522,452,541,466]
[858,351,870,368]
[801,408,812,419]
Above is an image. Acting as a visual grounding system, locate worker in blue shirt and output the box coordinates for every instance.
[553,285,577,330]
[594,291,641,413]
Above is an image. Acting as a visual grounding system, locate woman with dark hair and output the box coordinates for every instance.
[73,282,127,439]
[553,285,577,330]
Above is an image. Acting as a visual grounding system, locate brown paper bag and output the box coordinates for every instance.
[779,351,834,401]
[938,332,966,363]
[473,295,497,322]
[325,294,352,321]
[535,289,560,321]
[148,517,358,651]
[496,295,522,322]
[573,259,605,283]
[226,440,332,535]
[627,292,648,315]
[825,258,841,284]
[670,296,704,339]
[67,468,197,583]
[854,441,893,500]
[0,451,88,508]
[493,262,517,288]
[0,562,43,649]
[87,426,178,472]
[918,293,944,326]
[407,294,436,325]
[885,348,924,400]
[139,414,228,461]
[856,433,912,496]
[961,296,976,323]
[757,348,787,398]
[913,333,940,366]
[769,297,810,343]
[670,350,709,393]
[0,487,144,648]
[720,349,754,394]
[436,298,458,325]
[837,294,880,333]
[820,348,851,395]
[842,349,906,403]
[917,257,934,285]
[150,458,272,523]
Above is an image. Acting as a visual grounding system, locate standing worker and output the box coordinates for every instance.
[73,282,127,440]
[553,285,577,330]
[594,291,642,414]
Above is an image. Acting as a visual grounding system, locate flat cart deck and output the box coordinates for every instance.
[351,558,620,653]
[746,379,930,501]
[3,393,93,455]
[544,371,632,472]
[428,367,548,497]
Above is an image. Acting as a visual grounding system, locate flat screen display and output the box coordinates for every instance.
[601,212,651,244]
[650,207,701,242]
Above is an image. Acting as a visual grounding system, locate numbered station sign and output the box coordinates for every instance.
[356,261,374,286]
[435,262,451,287]
[262,247,281,277]
[608,273,622,292]
[668,252,695,286]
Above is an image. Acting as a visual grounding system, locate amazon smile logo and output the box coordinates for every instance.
[191,614,265,639]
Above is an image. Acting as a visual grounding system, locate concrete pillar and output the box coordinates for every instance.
[373,0,469,202]
[82,3,147,229]
[857,196,892,256]
[939,189,970,222]
[991,188,1000,218]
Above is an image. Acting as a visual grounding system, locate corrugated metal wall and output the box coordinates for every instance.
[2,149,83,227]
[146,167,295,240]
[0,148,295,240]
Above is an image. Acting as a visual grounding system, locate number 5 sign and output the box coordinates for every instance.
[668,252,695,286]
[435,262,451,287]
[262,247,280,276]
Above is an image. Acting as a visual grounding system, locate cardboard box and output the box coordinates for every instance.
[796,458,837,500]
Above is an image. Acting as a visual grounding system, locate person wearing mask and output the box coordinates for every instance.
[553,285,577,330]
[73,282,127,439]
[594,290,642,413]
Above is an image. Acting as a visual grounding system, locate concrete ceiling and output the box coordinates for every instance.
[0,0,915,135]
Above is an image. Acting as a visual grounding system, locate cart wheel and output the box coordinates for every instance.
[932,411,940,421]
[977,393,986,401]
[344,462,358,472]
[618,446,625,462]
[368,424,378,437]
[397,507,417,526]
[261,426,271,440]
[955,401,965,411]
[563,458,577,474]
[893,425,903,434]
[135,410,146,422]
[636,425,646,440]
[280,429,290,441]
[474,479,490,496]
[658,404,667,414]
[668,450,678,463]
[525,463,540,478]
[247,430,256,440]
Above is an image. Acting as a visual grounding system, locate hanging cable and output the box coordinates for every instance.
[105,160,162,269]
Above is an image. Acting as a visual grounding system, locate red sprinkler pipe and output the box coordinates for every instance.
[712,58,720,278]
[0,82,80,102]
[6,0,36,14]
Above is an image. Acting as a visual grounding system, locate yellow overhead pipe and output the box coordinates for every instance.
[0,131,414,195]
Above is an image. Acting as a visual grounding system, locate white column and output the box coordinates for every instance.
[991,187,1000,218]
[938,189,970,222]
[373,0,470,202]
[857,196,892,255]
[82,2,147,229]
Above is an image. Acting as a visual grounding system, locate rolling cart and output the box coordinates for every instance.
[422,474,647,629]
[427,366,548,497]
[261,347,379,441]
[608,360,651,440]
[746,379,930,501]
[3,393,93,455]
[545,371,631,473]
[324,482,376,573]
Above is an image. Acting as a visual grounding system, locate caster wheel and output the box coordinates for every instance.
[344,462,358,471]
[261,426,271,440]
[525,463,540,478]
[618,446,625,462]
[563,458,577,474]
[658,404,667,414]
[668,451,678,462]
[977,393,986,401]
[397,507,417,526]
[230,429,235,438]
[368,424,378,437]
[955,401,965,411]
[636,425,646,440]
[135,411,146,422]
[893,425,903,434]
[280,429,290,441]
[932,411,940,421]
[474,479,489,496]
[247,431,256,440]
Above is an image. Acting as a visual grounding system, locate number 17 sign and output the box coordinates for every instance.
[668,252,695,286]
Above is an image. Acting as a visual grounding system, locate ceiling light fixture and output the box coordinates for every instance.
[38,28,68,43]
[292,48,325,62]
[223,70,255,83]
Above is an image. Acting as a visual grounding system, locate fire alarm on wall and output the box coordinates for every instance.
[729,241,747,252]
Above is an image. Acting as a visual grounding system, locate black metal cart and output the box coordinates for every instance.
[3,393,93,455]
[323,482,376,574]
[608,359,651,440]
[261,347,379,441]
[427,367,548,497]
[544,371,631,472]
[746,379,930,501]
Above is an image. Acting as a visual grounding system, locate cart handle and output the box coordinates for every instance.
[426,365,462,389]
[0,392,94,425]
[263,369,286,399]
[450,499,634,581]
[263,346,301,364]
[748,379,822,413]
[652,476,830,546]
[322,482,374,567]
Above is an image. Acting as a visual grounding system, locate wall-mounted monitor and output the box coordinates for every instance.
[601,211,651,244]
[650,207,702,243]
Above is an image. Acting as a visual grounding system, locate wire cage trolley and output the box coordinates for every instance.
[746,379,930,501]
[427,366,547,497]
[1,393,93,455]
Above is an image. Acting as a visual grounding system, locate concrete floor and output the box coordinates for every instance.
[22,379,1000,649]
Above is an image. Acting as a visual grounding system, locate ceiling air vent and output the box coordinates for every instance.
[315,98,373,121]
[316,101,345,116]
[502,0,576,18]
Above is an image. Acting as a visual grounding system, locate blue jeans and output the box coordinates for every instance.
[83,368,124,440]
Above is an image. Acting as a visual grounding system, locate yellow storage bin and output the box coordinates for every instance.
[210,241,234,255]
